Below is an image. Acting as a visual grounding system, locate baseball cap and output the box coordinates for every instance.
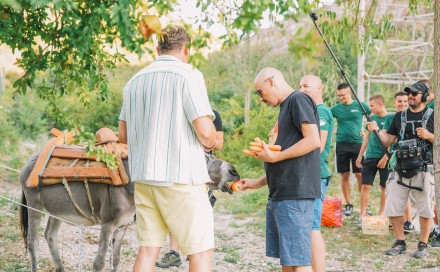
[404,82,429,94]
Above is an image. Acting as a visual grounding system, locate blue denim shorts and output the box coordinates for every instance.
[266,198,314,266]
[312,177,330,230]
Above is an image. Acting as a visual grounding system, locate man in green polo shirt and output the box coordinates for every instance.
[300,75,334,272]
[355,95,389,224]
[331,83,371,216]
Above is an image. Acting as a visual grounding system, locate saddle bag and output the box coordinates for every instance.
[26,128,129,187]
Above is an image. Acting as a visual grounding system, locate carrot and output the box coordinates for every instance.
[249,142,282,151]
[250,146,263,152]
[249,142,263,147]
[254,137,262,143]
[242,150,256,155]
[268,145,282,151]
[230,180,243,192]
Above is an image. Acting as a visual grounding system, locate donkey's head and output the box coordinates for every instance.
[205,153,240,193]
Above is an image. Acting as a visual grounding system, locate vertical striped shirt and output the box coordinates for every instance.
[119,55,214,186]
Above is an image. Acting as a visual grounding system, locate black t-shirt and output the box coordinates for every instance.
[213,110,223,132]
[387,107,434,150]
[264,91,321,200]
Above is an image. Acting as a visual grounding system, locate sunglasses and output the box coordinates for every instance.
[255,76,274,97]
[337,91,349,98]
[405,90,421,97]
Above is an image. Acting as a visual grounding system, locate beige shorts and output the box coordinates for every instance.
[384,166,435,218]
[134,182,214,255]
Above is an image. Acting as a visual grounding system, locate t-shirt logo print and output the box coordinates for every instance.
[351,109,359,112]
[319,117,327,127]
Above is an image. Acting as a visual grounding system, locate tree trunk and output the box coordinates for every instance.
[434,0,440,223]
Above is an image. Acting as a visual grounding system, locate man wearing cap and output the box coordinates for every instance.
[367,81,434,259]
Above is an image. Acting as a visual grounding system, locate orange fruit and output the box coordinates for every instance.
[230,180,243,192]
[139,15,161,38]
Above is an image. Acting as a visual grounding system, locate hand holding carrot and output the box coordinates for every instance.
[243,137,281,156]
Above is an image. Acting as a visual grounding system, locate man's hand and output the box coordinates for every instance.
[377,156,388,169]
[355,156,362,169]
[254,141,279,163]
[366,121,379,132]
[416,127,433,141]
[240,176,267,190]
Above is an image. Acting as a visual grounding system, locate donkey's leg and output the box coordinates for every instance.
[27,207,44,272]
[110,226,128,272]
[93,223,116,272]
[44,217,64,272]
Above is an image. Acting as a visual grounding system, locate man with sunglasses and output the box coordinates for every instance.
[367,81,434,259]
[331,83,371,216]
[241,67,321,271]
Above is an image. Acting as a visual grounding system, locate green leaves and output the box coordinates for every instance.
[0,0,434,131]
[0,0,145,128]
[71,127,118,169]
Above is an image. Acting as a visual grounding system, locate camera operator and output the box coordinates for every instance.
[367,81,434,259]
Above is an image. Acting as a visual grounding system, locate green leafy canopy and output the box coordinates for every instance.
[0,0,433,128]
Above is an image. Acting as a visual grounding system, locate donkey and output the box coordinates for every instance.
[20,152,240,272]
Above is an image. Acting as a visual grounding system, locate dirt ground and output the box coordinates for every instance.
[1,179,440,272]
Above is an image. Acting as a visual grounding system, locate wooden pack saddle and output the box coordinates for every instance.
[26,128,129,187]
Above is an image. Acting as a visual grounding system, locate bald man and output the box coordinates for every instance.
[299,75,333,272]
[241,67,321,272]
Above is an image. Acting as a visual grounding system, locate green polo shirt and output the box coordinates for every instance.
[318,104,334,178]
[331,101,371,143]
[365,114,388,159]
[383,113,395,130]
[426,100,434,109]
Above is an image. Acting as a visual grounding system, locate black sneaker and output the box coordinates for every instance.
[156,250,182,268]
[412,241,428,259]
[429,228,439,242]
[431,233,440,248]
[403,221,415,234]
[344,203,354,216]
[385,240,406,255]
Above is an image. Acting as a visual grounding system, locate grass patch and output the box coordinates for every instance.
[229,221,240,228]
[218,246,241,264]
[1,263,29,272]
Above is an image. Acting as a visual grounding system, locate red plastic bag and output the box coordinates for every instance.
[321,196,343,227]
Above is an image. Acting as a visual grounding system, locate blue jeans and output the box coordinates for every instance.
[312,177,330,230]
[266,198,314,266]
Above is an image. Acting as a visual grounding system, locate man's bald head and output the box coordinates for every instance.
[254,67,285,86]
[253,67,294,107]
[300,75,322,90]
[299,74,324,103]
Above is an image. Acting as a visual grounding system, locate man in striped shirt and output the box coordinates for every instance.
[118,25,217,272]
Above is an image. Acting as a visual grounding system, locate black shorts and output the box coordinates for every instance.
[335,142,362,174]
[361,158,390,188]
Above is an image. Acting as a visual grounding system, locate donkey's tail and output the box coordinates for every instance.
[19,191,28,249]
